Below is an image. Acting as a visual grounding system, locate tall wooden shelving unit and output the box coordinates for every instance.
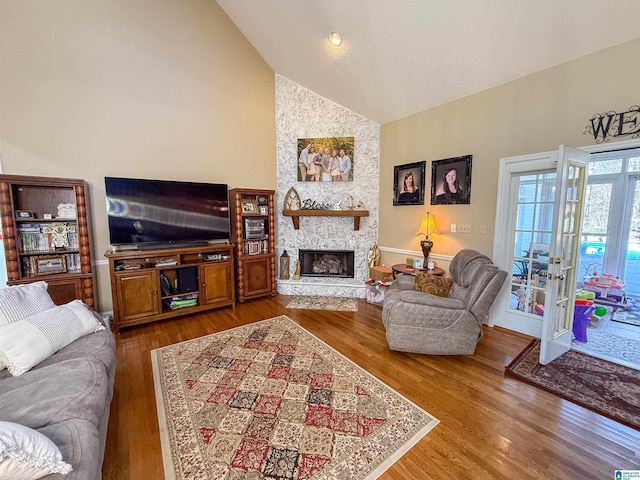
[229,188,276,302]
[0,174,95,308]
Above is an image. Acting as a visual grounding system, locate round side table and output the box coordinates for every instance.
[391,264,445,279]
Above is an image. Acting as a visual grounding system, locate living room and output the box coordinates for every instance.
[2,1,640,479]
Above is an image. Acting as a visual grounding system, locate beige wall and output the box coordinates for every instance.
[380,37,640,269]
[0,0,275,311]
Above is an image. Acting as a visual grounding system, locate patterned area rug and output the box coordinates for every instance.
[506,339,640,430]
[151,316,438,479]
[571,329,640,370]
[285,296,358,312]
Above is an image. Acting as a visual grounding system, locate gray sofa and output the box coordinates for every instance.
[382,249,507,355]
[0,314,116,480]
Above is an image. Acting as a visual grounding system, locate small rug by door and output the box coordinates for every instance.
[611,307,640,327]
[286,295,358,312]
[506,339,640,430]
[152,316,439,479]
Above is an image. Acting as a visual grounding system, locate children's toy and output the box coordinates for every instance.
[572,300,595,342]
[593,305,607,317]
[583,273,625,297]
[534,296,596,342]
[575,289,596,301]
[582,273,633,310]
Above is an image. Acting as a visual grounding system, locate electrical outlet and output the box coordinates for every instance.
[480,224,487,234]
[459,224,471,233]
[450,224,457,233]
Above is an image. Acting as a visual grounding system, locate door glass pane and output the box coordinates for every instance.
[518,175,537,200]
[554,163,586,337]
[535,174,556,202]
[578,183,611,280]
[516,204,535,231]
[589,158,622,175]
[534,203,553,234]
[513,231,533,259]
[583,184,611,234]
[623,180,640,297]
[563,202,576,232]
[509,172,555,316]
[627,156,640,172]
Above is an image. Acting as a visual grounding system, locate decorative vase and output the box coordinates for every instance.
[293,260,301,280]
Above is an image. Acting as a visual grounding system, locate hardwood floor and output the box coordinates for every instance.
[103,295,640,479]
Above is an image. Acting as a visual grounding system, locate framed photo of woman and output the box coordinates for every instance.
[393,161,426,206]
[431,155,472,205]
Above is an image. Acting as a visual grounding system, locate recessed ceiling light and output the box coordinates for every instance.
[329,30,342,46]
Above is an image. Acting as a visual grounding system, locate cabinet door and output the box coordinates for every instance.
[243,256,273,298]
[45,278,84,306]
[200,262,233,305]
[117,270,160,321]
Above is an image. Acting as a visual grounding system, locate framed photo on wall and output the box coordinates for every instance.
[296,137,354,182]
[431,155,472,205]
[393,161,425,206]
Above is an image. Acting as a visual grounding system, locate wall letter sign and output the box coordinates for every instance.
[585,105,640,143]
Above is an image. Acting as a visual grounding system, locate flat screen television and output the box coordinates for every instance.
[105,176,230,249]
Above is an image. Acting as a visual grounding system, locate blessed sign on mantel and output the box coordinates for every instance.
[585,105,640,143]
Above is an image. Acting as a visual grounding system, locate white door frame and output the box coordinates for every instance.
[491,152,556,336]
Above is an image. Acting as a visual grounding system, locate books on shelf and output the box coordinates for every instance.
[18,224,78,253]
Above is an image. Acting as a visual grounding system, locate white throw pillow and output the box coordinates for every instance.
[0,300,105,377]
[0,421,72,480]
[0,282,56,372]
[0,281,55,325]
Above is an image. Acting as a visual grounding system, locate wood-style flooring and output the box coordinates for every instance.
[103,295,640,479]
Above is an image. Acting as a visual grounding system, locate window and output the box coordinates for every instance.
[581,149,640,296]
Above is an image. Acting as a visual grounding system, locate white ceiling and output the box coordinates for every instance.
[217,0,640,124]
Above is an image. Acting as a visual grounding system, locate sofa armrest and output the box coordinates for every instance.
[398,290,466,309]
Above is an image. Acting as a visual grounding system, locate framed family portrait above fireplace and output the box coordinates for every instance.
[431,155,472,205]
[297,136,354,182]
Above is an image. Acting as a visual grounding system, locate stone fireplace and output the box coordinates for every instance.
[299,250,355,278]
[274,75,380,298]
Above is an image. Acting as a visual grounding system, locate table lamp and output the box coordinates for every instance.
[416,212,439,264]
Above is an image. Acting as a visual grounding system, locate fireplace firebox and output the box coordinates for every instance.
[299,249,355,278]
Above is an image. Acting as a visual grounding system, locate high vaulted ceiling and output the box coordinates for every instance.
[217,0,640,124]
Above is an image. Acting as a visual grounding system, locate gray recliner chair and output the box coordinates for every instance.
[382,249,507,355]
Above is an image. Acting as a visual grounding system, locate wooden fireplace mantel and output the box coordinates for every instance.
[282,209,369,230]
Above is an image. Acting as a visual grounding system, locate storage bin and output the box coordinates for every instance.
[365,279,390,306]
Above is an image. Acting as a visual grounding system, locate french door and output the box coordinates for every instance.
[493,153,556,337]
[539,146,589,364]
[493,146,589,364]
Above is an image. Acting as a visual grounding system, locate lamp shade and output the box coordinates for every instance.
[416,212,438,237]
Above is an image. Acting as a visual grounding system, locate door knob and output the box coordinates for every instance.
[553,274,565,280]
